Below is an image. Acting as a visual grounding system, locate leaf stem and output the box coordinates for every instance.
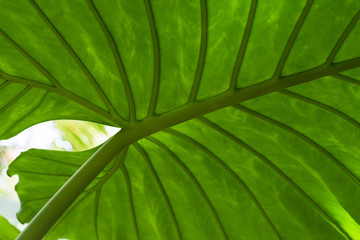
[15,128,136,240]
[16,56,360,240]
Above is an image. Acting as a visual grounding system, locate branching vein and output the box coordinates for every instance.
[0,30,125,124]
[229,0,257,90]
[164,128,282,240]
[326,10,360,64]
[22,196,53,206]
[279,90,360,129]
[12,170,72,177]
[188,0,208,103]
[3,92,48,138]
[134,143,182,240]
[94,189,101,240]
[120,164,140,240]
[0,71,126,126]
[198,116,350,240]
[0,85,31,114]
[28,0,120,120]
[273,0,314,79]
[146,136,229,240]
[0,29,61,88]
[30,155,83,168]
[85,0,136,122]
[47,191,93,236]
[234,105,360,188]
[144,0,161,117]
[334,73,360,86]
[0,80,10,90]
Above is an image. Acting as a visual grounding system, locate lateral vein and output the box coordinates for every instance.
[146,136,229,240]
[273,0,314,79]
[0,85,31,114]
[85,0,136,122]
[165,128,282,240]
[0,29,61,88]
[229,0,258,90]
[199,116,350,240]
[28,0,120,120]
[120,164,140,240]
[279,90,360,129]
[144,0,161,117]
[326,10,360,64]
[234,105,360,189]
[134,143,182,240]
[0,71,126,126]
[188,0,208,103]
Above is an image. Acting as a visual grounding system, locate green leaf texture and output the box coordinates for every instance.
[0,215,20,240]
[2,0,360,239]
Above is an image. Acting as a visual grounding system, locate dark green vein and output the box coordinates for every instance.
[120,164,140,240]
[47,191,93,236]
[0,28,124,125]
[13,170,72,177]
[2,92,48,139]
[165,129,282,240]
[21,196,53,206]
[233,104,360,188]
[326,10,360,64]
[0,70,57,91]
[85,149,127,194]
[28,0,120,119]
[0,29,126,126]
[0,80,10,90]
[334,73,360,86]
[0,71,126,126]
[144,0,160,117]
[146,136,229,240]
[27,155,82,168]
[134,143,182,240]
[85,0,136,122]
[0,29,61,88]
[279,90,360,129]
[229,0,257,90]
[94,189,101,240]
[46,153,122,236]
[273,0,314,79]
[198,117,350,240]
[0,86,31,114]
[130,57,360,137]
[188,0,208,103]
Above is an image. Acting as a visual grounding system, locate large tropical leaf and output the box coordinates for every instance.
[2,0,360,239]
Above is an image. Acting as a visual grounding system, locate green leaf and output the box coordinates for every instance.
[53,120,108,151]
[2,0,360,239]
[0,215,20,240]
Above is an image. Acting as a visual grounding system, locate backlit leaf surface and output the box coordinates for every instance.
[0,215,20,240]
[2,0,360,239]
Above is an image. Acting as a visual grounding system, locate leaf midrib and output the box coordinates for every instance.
[1,1,359,132]
[9,2,360,240]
